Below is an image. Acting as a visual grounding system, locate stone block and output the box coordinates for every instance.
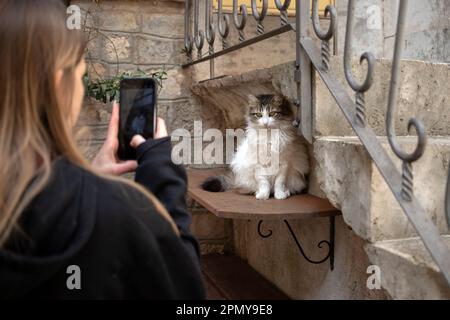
[313,136,450,241]
[136,35,183,65]
[141,13,184,39]
[98,10,139,32]
[86,61,109,80]
[314,56,450,136]
[102,33,133,63]
[366,237,450,299]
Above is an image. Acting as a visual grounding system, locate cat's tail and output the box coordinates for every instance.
[201,173,232,192]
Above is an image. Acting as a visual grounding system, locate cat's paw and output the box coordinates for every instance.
[255,190,270,200]
[274,189,291,200]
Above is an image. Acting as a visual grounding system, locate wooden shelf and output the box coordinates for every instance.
[187,168,340,220]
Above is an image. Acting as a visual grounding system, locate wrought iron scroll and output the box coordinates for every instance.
[258,218,335,271]
[386,0,426,201]
[251,0,268,35]
[233,0,248,42]
[275,0,291,26]
[311,0,336,71]
[217,0,230,49]
[205,0,216,55]
[343,0,375,127]
[194,0,204,59]
[257,220,273,238]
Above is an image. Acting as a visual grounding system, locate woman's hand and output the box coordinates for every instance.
[130,117,168,149]
[92,102,138,175]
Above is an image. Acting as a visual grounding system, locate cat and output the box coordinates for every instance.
[202,94,310,200]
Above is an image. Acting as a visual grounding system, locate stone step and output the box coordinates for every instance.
[314,57,450,137]
[202,254,290,300]
[310,135,450,242]
[365,236,450,299]
[192,58,450,136]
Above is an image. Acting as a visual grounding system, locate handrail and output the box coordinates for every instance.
[183,0,450,285]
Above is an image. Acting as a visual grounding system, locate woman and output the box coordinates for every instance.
[0,0,205,299]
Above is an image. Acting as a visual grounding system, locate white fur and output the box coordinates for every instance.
[230,118,310,200]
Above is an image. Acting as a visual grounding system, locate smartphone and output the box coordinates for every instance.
[118,78,157,160]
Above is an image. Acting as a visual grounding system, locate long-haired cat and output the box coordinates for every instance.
[202,94,310,200]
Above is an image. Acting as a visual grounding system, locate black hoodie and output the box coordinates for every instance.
[0,137,206,299]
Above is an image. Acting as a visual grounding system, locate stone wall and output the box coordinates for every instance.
[74,0,232,255]
[335,0,450,63]
[233,217,389,299]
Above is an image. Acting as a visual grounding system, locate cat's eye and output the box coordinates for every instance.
[269,111,280,117]
[252,113,262,118]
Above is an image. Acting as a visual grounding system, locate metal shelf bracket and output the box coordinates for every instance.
[257,216,335,271]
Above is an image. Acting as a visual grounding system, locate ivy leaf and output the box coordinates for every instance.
[85,67,166,103]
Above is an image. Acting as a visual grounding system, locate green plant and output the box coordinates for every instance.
[83,68,168,104]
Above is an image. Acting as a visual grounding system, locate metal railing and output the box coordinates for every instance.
[183,0,450,285]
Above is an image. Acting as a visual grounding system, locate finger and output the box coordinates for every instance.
[155,117,168,139]
[107,101,120,142]
[130,135,146,148]
[112,161,138,175]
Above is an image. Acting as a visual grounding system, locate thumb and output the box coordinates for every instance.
[130,135,146,148]
[112,160,138,175]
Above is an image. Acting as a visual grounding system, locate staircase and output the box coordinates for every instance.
[191,57,450,299]
[184,0,450,299]
[315,135,450,299]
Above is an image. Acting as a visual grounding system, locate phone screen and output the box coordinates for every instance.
[118,78,156,160]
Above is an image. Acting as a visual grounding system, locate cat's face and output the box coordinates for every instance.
[246,94,293,129]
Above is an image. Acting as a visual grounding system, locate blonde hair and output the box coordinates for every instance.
[0,0,177,246]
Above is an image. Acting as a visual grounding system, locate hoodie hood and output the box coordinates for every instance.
[0,159,97,298]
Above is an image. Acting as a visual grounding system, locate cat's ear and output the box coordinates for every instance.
[247,94,259,107]
[272,94,283,106]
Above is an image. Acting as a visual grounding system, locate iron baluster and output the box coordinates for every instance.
[343,0,375,127]
[233,0,247,42]
[446,166,450,230]
[183,24,294,66]
[297,0,313,143]
[251,0,268,35]
[194,0,204,59]
[184,0,193,62]
[205,0,215,78]
[386,0,426,202]
[205,0,216,52]
[217,0,230,49]
[275,0,291,26]
[311,0,337,71]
